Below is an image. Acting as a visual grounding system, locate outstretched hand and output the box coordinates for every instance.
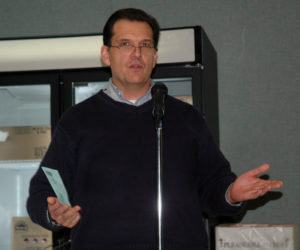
[226,164,283,204]
[47,197,82,228]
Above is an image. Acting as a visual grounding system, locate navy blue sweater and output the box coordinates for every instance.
[27,91,243,249]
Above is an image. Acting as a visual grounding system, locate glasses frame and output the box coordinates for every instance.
[108,42,157,55]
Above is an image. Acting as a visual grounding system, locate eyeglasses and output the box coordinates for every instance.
[109,41,156,55]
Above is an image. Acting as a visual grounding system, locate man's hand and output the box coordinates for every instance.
[227,164,283,204]
[47,197,82,228]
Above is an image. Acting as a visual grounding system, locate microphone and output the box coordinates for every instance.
[151,82,168,129]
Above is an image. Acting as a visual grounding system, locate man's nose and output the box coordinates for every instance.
[132,46,142,57]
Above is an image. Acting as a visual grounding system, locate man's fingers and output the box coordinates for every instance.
[52,204,70,218]
[231,165,283,203]
[247,163,270,177]
[73,205,82,212]
[47,196,58,205]
[260,180,283,190]
[266,180,283,189]
[46,196,82,228]
[47,197,63,213]
[51,205,82,227]
[64,212,82,228]
[251,179,283,199]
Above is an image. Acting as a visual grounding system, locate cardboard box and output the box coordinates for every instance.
[0,125,51,161]
[215,224,300,250]
[12,217,52,250]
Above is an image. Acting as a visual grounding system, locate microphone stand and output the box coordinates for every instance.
[156,121,164,250]
[151,82,167,250]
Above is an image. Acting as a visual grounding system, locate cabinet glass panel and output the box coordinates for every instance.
[72,77,192,105]
[72,81,109,105]
[153,77,192,105]
[0,84,51,250]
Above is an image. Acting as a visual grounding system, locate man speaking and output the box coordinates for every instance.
[27,8,283,250]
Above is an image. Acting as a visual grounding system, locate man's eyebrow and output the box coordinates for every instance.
[140,39,153,43]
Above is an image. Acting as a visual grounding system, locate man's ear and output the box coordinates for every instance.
[101,45,111,66]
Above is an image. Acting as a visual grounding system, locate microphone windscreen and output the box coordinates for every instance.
[151,82,168,129]
[151,82,168,97]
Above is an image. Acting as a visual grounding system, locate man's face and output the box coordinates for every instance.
[101,19,158,89]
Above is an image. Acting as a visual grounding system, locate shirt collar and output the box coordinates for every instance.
[104,78,154,106]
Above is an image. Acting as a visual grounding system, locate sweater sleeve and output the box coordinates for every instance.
[188,108,245,217]
[26,123,76,231]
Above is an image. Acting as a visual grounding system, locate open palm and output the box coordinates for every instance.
[227,164,283,204]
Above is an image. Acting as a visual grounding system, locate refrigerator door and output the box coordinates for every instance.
[0,84,51,250]
[72,77,192,106]
[72,81,109,105]
[153,77,193,105]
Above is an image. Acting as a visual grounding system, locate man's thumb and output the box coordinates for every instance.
[47,196,57,205]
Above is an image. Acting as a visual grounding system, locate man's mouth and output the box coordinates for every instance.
[129,63,143,70]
